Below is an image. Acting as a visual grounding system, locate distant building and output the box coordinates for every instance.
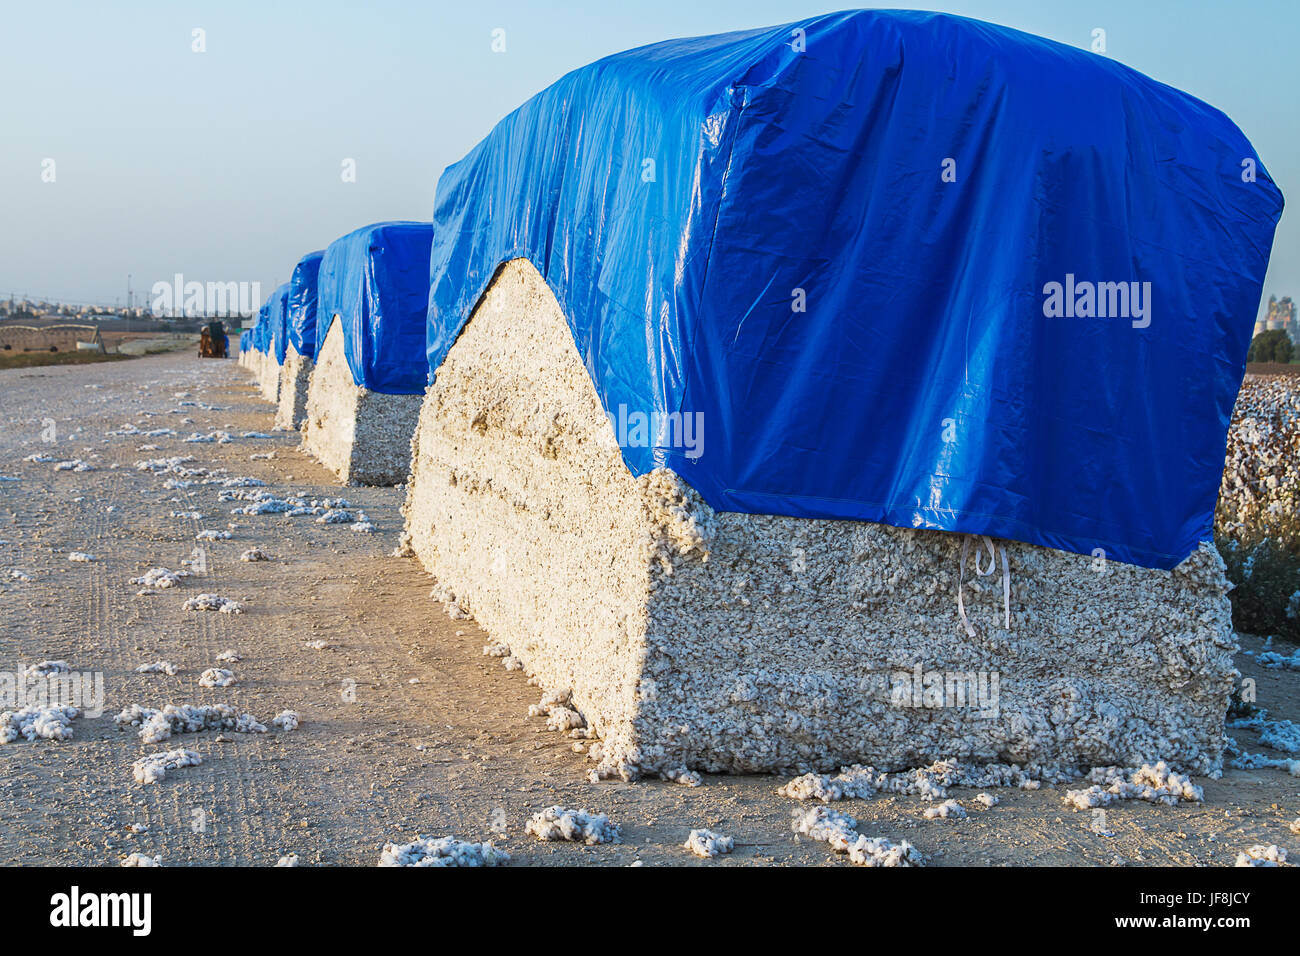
[0,323,103,353]
[1256,295,1298,341]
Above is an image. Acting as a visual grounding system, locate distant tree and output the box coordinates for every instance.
[1247,329,1294,364]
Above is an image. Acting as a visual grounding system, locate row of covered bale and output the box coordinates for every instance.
[239,224,432,484]
[275,251,322,432]
[301,223,432,485]
[243,291,285,404]
[237,11,1284,781]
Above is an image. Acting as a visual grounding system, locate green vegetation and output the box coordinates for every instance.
[1217,534,1300,645]
[1246,329,1294,364]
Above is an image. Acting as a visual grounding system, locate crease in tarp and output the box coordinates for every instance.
[252,299,271,353]
[287,251,324,358]
[268,283,290,366]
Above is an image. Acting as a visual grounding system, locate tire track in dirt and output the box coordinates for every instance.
[70,365,279,864]
[86,380,205,863]
[134,377,285,865]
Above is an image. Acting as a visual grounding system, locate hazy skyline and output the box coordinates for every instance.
[2,0,1294,320]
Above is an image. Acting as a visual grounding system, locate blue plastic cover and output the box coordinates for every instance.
[269,283,290,366]
[239,329,251,354]
[252,301,271,353]
[316,222,433,394]
[425,9,1284,569]
[287,251,325,358]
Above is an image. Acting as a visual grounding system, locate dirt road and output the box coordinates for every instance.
[0,352,1296,866]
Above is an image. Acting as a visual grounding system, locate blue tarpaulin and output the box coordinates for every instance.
[425,9,1283,569]
[316,222,433,394]
[269,283,290,366]
[239,329,251,354]
[288,251,325,358]
[252,300,271,353]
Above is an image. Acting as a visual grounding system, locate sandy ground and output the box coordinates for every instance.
[0,351,1296,867]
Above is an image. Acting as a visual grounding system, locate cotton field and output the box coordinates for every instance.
[1217,374,1300,546]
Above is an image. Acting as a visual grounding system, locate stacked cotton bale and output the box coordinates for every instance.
[260,283,290,404]
[402,12,1281,781]
[246,306,262,378]
[300,222,432,485]
[242,301,270,381]
[276,347,311,428]
[403,260,1238,780]
[275,250,324,431]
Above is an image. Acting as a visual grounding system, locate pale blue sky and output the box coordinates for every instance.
[0,1,1294,318]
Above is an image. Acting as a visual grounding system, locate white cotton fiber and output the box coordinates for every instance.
[525,806,621,845]
[792,806,925,867]
[1235,845,1289,867]
[23,660,71,679]
[1063,762,1204,810]
[779,759,1064,804]
[683,829,734,858]
[198,668,236,688]
[129,567,189,590]
[316,509,354,524]
[661,766,703,788]
[183,594,244,614]
[1,705,80,743]
[115,703,266,743]
[378,837,510,867]
[135,661,179,676]
[923,799,967,819]
[132,748,201,784]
